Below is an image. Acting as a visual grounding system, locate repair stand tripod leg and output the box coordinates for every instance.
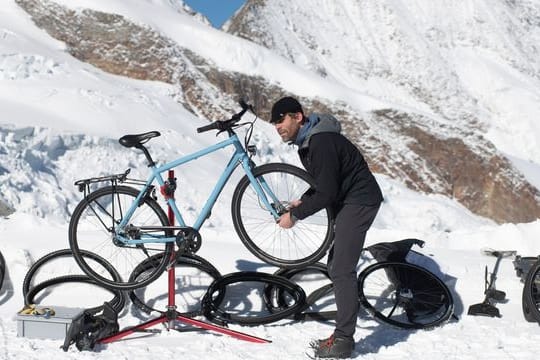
[98,170,270,345]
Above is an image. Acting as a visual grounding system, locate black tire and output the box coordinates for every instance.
[26,275,125,314]
[202,271,306,326]
[0,251,5,291]
[22,249,120,301]
[231,163,334,268]
[128,253,222,317]
[266,262,330,313]
[522,259,540,323]
[69,185,173,290]
[358,261,453,329]
[294,283,336,321]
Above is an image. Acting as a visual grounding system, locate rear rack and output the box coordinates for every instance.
[74,169,146,194]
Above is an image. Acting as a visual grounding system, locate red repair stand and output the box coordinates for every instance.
[98,170,270,345]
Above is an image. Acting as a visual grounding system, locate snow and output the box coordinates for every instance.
[224,0,540,180]
[1,0,540,359]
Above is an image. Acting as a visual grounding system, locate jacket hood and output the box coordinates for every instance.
[295,113,342,149]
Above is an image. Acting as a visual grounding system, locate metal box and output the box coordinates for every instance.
[17,306,84,340]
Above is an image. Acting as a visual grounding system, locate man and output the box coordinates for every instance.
[271,96,383,359]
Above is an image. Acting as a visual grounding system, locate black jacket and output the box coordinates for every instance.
[290,114,383,220]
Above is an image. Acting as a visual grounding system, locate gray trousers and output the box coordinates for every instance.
[327,203,380,340]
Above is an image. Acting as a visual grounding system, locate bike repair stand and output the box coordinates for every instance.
[98,170,270,345]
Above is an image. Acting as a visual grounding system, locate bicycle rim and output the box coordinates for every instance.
[358,262,453,329]
[232,163,334,268]
[69,185,173,290]
[129,253,222,318]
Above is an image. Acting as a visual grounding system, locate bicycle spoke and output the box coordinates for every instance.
[233,165,332,267]
[70,186,172,290]
[358,262,453,329]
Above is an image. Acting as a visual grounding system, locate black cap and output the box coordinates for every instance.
[270,96,303,123]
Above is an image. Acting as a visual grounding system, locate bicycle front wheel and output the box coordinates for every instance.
[358,261,453,329]
[232,163,334,268]
[522,259,540,323]
[69,185,173,290]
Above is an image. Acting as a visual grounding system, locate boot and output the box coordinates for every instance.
[311,334,354,359]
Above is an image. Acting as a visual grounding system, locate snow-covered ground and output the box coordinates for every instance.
[2,200,540,359]
[2,0,540,359]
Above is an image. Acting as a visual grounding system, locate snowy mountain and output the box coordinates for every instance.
[225,0,540,222]
[3,0,539,224]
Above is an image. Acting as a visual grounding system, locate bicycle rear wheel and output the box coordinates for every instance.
[231,163,334,268]
[69,185,173,290]
[522,259,540,323]
[358,261,453,329]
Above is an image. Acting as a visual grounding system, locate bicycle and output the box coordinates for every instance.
[68,100,334,290]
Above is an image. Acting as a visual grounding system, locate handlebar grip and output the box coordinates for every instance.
[197,122,218,133]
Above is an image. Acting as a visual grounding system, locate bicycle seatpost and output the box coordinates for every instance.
[136,144,156,167]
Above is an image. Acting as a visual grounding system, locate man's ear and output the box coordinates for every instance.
[295,112,304,124]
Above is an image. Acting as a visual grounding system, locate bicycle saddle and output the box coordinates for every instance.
[119,131,161,148]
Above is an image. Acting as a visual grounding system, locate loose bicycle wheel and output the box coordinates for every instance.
[358,261,453,329]
[128,253,222,317]
[522,259,540,323]
[69,185,173,290]
[232,163,334,268]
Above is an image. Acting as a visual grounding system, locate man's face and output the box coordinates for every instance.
[274,112,303,142]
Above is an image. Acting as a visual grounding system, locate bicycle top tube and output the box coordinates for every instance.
[116,133,249,237]
[152,134,246,175]
[113,100,281,245]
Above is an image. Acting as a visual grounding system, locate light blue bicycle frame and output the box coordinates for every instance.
[115,133,281,245]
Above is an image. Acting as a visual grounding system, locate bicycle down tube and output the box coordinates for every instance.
[115,134,280,245]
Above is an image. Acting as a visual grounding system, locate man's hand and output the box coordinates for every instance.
[277,212,295,229]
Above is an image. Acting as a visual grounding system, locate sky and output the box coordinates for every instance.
[183,0,246,28]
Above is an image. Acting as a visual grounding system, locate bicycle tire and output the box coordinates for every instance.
[231,163,334,268]
[522,259,540,323]
[25,275,126,314]
[69,185,173,290]
[22,249,120,300]
[265,262,330,313]
[358,261,453,329]
[128,253,222,317]
[202,271,306,326]
[293,283,336,321]
[0,251,5,291]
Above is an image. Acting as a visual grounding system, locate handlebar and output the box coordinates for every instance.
[196,99,254,133]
